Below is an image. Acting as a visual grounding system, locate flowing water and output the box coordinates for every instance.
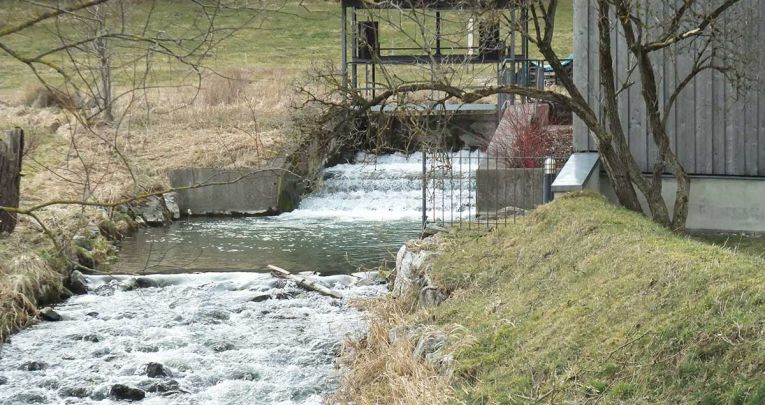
[0,151,481,404]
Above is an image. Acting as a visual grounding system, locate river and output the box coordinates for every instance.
[0,151,479,404]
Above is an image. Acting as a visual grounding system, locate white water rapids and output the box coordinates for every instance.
[0,151,482,404]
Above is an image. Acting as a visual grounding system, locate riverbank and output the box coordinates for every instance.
[335,192,765,404]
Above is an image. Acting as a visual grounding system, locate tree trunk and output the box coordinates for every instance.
[267,265,343,299]
[0,128,24,233]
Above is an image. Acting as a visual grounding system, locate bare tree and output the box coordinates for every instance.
[307,0,756,231]
[0,0,284,252]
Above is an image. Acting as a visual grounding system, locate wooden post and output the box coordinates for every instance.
[0,128,24,233]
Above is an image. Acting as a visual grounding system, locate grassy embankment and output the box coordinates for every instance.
[337,193,765,404]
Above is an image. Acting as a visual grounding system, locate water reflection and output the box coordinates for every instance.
[115,217,421,275]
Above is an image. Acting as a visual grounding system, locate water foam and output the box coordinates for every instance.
[0,273,384,404]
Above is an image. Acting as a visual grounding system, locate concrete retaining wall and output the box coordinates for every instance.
[476,168,544,213]
[168,164,302,216]
[597,174,765,233]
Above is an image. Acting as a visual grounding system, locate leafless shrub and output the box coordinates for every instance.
[488,103,572,168]
[19,85,77,110]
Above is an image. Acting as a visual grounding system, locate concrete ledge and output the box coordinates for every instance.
[552,152,600,194]
[168,164,302,216]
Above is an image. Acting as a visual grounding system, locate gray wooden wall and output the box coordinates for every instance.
[573,0,765,177]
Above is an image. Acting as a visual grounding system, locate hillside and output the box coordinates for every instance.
[338,193,765,404]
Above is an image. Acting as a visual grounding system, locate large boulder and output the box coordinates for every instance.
[145,362,171,378]
[66,270,88,295]
[109,384,145,401]
[419,286,448,308]
[392,241,439,298]
[132,196,171,226]
[58,385,91,398]
[138,379,180,394]
[39,307,61,322]
[163,192,181,220]
[19,361,47,371]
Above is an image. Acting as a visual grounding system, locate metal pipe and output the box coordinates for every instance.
[435,11,441,56]
[351,8,358,91]
[341,3,348,88]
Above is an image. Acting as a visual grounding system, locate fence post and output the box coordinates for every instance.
[543,157,555,204]
[421,150,427,228]
[0,128,24,233]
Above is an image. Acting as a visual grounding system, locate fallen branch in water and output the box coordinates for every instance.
[267,264,343,299]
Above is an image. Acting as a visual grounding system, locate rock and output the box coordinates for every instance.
[58,386,91,398]
[0,376,7,385]
[109,384,145,401]
[388,324,420,344]
[163,192,181,220]
[82,334,100,343]
[140,379,180,393]
[88,385,109,401]
[86,311,99,317]
[39,307,62,321]
[66,270,88,295]
[72,236,93,250]
[133,196,170,226]
[135,277,158,289]
[353,272,387,287]
[39,378,60,389]
[8,391,47,403]
[19,361,48,371]
[392,243,438,298]
[413,332,447,359]
[228,370,260,381]
[420,224,449,238]
[75,248,96,271]
[91,348,111,358]
[429,353,454,376]
[59,288,73,300]
[207,341,235,352]
[145,362,170,378]
[250,293,272,302]
[118,278,138,291]
[419,286,448,308]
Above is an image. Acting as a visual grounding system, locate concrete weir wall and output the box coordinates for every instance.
[476,168,544,213]
[168,165,302,216]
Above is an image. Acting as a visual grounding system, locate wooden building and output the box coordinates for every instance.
[565,0,765,231]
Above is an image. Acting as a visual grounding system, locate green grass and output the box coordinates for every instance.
[693,233,765,260]
[426,192,765,404]
[0,0,573,92]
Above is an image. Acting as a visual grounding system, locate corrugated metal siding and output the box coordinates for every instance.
[572,0,765,176]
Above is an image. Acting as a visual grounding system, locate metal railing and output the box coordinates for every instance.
[422,150,566,228]
[500,57,574,88]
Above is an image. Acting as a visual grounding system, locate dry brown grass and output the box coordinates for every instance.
[0,253,67,341]
[330,298,455,405]
[16,83,86,111]
[201,68,250,106]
